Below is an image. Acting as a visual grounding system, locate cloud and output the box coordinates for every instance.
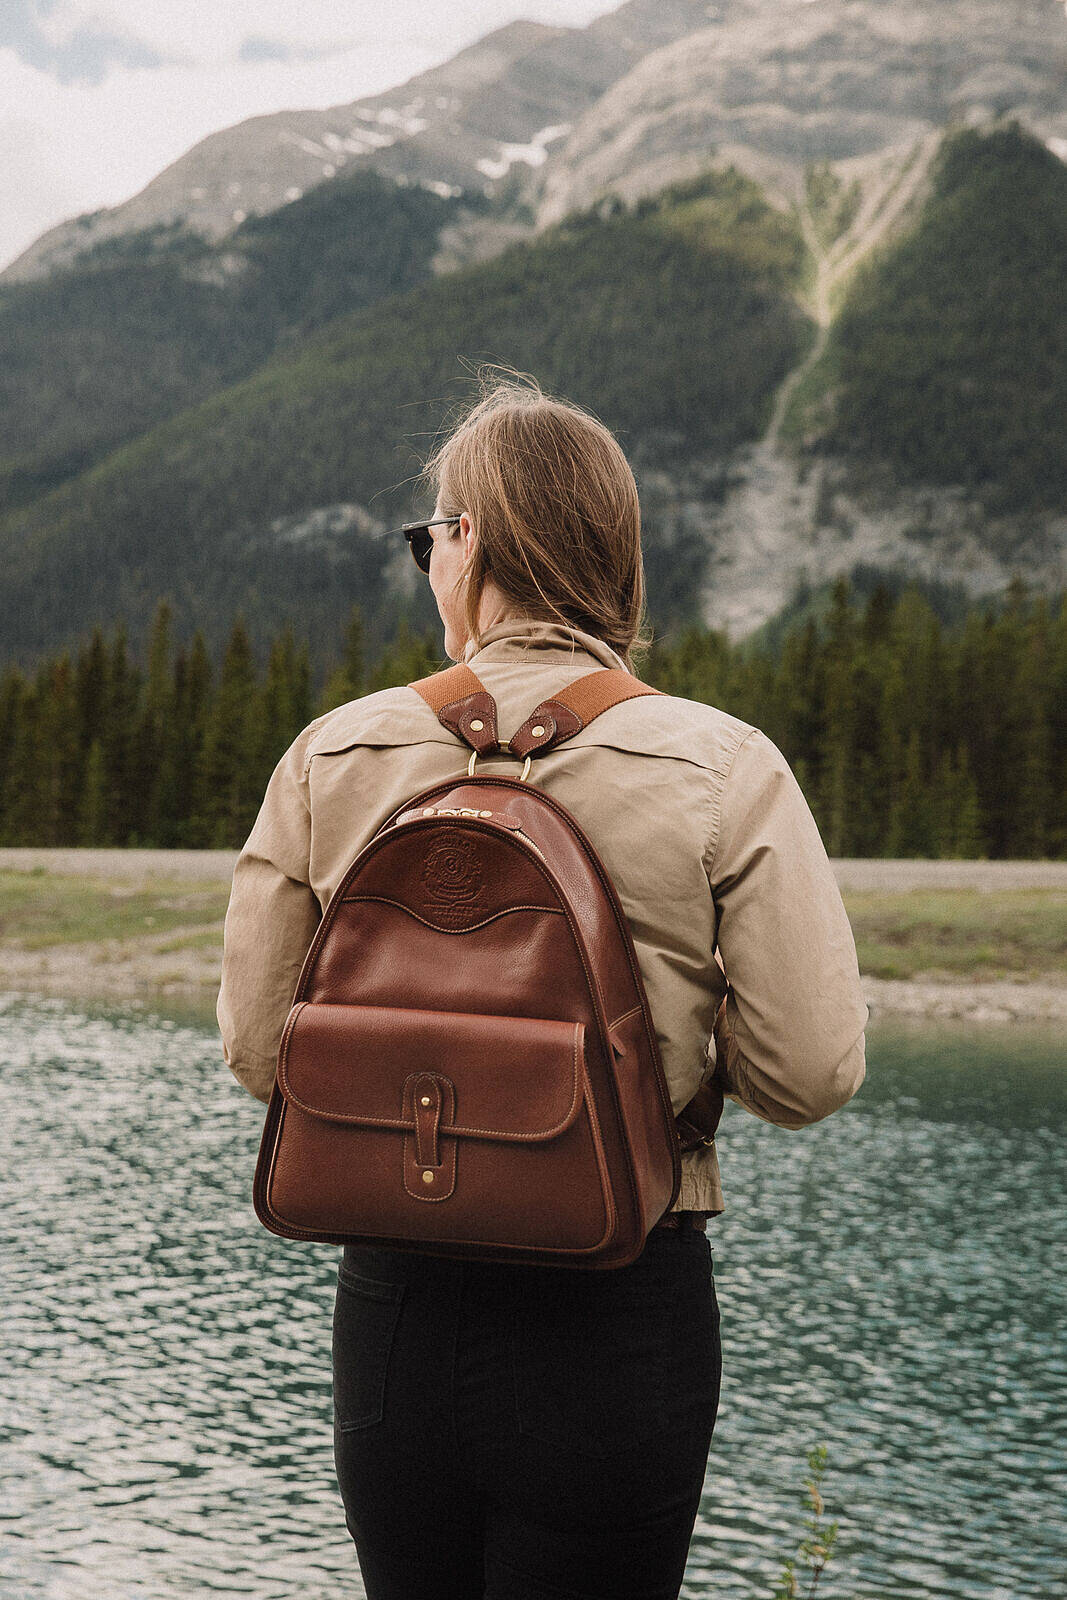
[0,0,182,86]
[237,33,362,66]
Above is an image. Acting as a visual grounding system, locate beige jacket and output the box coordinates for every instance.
[217,616,868,1215]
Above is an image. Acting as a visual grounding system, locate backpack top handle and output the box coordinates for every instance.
[409,661,665,765]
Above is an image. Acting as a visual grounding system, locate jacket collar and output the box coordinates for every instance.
[462,615,631,675]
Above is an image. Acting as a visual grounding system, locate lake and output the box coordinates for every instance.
[1,991,1064,1599]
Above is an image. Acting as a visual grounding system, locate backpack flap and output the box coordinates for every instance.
[260,1000,614,1253]
[278,1001,584,1140]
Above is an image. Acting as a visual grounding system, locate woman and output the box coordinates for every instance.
[217,372,868,1599]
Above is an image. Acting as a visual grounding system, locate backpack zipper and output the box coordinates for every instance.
[510,824,547,863]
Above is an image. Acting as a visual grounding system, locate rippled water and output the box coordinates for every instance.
[1,991,1064,1599]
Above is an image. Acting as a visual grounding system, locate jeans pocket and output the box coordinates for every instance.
[509,1241,721,1459]
[332,1263,406,1433]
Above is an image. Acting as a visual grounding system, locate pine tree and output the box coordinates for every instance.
[0,666,27,841]
[951,743,986,858]
[4,654,83,846]
[42,654,82,845]
[952,603,997,855]
[929,747,959,858]
[368,621,444,690]
[771,616,823,791]
[860,580,895,648]
[194,616,259,847]
[133,599,177,844]
[877,652,908,855]
[292,635,313,728]
[74,626,109,758]
[78,737,109,846]
[317,603,369,714]
[174,631,213,845]
[102,624,143,845]
[1012,595,1053,857]
[1046,596,1067,857]
[250,622,308,797]
[342,605,366,698]
[819,577,858,856]
[886,727,935,857]
[4,675,45,844]
[983,599,1030,856]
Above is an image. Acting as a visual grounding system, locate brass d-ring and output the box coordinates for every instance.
[468,748,532,782]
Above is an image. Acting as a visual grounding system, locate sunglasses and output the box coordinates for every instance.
[387,516,463,575]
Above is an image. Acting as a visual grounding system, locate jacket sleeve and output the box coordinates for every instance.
[216,719,326,1104]
[705,728,868,1128]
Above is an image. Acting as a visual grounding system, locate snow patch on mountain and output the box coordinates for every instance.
[476,123,572,180]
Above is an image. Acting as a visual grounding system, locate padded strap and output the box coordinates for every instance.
[509,668,664,758]
[409,662,484,717]
[409,661,664,757]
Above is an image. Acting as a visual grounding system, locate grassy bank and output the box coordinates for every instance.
[0,867,229,950]
[0,860,1064,1005]
[846,888,1067,983]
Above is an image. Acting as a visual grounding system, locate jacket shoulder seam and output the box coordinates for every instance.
[705,726,763,881]
[301,691,442,775]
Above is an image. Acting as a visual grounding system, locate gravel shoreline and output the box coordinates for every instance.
[2,957,1063,1023]
[1,849,1065,1022]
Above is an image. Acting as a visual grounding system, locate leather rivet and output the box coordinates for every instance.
[469,718,484,731]
[420,1095,431,1106]
[422,1169,434,1183]
[531,724,546,737]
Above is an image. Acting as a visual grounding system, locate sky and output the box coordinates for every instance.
[0,0,615,273]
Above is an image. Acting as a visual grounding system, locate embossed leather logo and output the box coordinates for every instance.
[421,829,485,925]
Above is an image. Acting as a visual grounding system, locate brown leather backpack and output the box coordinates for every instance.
[252,661,721,1270]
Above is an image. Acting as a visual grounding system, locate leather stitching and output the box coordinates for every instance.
[337,895,564,933]
[608,1004,643,1030]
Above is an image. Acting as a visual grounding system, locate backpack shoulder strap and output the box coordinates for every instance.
[409,662,501,754]
[510,668,664,757]
[409,661,664,758]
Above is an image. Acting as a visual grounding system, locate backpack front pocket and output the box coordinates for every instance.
[262,1001,614,1255]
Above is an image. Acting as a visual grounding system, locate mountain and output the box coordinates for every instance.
[529,0,1067,224]
[2,0,1067,661]
[0,168,462,512]
[8,0,1064,292]
[789,124,1067,513]
[699,119,1067,637]
[0,1,714,285]
[0,169,810,671]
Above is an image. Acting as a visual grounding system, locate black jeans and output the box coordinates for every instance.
[332,1223,722,1600]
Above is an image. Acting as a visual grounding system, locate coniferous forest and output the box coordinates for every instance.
[0,575,1062,858]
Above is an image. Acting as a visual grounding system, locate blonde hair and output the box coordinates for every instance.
[417,367,654,674]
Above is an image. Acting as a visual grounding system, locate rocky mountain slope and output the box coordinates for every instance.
[698,118,1067,637]
[0,168,461,511]
[0,0,712,285]
[10,0,1066,289]
[0,168,810,669]
[529,0,1067,223]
